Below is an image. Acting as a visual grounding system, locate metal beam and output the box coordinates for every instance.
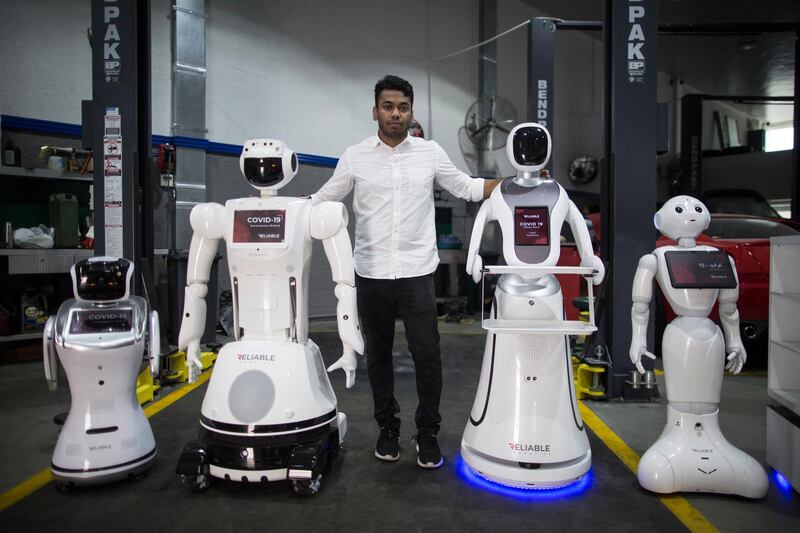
[528,17,556,173]
[606,0,659,398]
[679,93,703,196]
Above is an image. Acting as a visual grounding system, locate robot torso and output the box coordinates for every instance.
[653,244,725,317]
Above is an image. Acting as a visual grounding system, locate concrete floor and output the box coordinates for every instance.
[0,319,798,532]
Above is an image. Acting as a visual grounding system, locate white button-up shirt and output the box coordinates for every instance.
[312,134,484,279]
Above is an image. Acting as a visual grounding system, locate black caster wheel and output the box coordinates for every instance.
[291,475,321,496]
[180,470,210,491]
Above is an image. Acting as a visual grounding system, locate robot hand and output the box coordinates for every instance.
[630,343,656,375]
[469,254,484,284]
[326,348,358,389]
[186,341,203,383]
[725,345,746,375]
[581,254,605,286]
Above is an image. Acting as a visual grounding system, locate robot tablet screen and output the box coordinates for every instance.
[514,206,549,246]
[233,210,286,243]
[665,250,737,289]
[70,309,133,334]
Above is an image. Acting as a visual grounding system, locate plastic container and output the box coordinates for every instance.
[21,288,48,333]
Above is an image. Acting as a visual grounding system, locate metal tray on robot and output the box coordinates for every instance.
[481,319,597,335]
[480,264,599,335]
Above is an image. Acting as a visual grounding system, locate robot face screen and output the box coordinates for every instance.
[75,259,130,301]
[512,126,549,167]
[514,206,550,246]
[243,157,286,187]
[665,250,737,289]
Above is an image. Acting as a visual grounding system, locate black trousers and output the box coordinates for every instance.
[356,273,442,436]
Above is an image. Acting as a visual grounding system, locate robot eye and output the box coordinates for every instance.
[695,206,702,213]
[675,206,683,214]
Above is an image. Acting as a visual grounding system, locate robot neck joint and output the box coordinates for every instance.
[260,189,278,198]
[513,172,546,188]
[677,237,696,248]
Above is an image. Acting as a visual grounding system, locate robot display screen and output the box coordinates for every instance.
[665,250,737,289]
[243,157,285,187]
[70,309,133,334]
[76,260,129,301]
[514,206,550,246]
[233,210,286,243]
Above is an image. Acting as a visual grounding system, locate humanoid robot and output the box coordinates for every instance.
[462,123,604,489]
[629,195,768,498]
[175,139,364,495]
[43,257,160,488]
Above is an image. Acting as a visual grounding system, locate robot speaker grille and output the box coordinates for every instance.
[516,334,550,361]
[228,370,276,424]
[90,397,115,415]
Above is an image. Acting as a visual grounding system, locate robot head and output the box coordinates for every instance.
[654,195,711,240]
[239,139,298,191]
[71,256,133,303]
[506,123,551,173]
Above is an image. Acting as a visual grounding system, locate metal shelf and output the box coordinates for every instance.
[0,165,92,182]
[483,265,597,276]
[0,332,42,344]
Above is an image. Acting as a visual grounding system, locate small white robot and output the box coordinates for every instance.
[43,257,160,488]
[463,123,604,489]
[175,139,364,495]
[629,195,768,498]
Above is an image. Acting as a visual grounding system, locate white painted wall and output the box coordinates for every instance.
[2,0,478,169]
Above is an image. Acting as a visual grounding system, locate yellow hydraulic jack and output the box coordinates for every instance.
[571,296,608,400]
[161,350,218,383]
[136,367,160,405]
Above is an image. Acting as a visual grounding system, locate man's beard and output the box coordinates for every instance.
[379,121,408,140]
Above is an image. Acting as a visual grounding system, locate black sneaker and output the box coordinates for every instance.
[374,426,400,462]
[413,433,443,469]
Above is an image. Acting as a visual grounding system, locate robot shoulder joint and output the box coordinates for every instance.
[189,203,225,239]
[310,201,347,240]
[638,254,658,273]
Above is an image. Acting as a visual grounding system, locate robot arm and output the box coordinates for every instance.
[630,254,658,374]
[178,203,225,383]
[466,200,493,283]
[718,255,746,374]
[43,315,58,391]
[567,201,604,285]
[148,310,160,378]
[310,202,365,389]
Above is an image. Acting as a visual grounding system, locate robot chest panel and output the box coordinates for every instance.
[655,249,718,315]
[225,199,310,262]
[497,179,565,264]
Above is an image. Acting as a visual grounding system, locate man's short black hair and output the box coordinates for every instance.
[374,75,414,106]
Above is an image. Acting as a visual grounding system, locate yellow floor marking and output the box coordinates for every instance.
[579,401,719,533]
[0,370,212,512]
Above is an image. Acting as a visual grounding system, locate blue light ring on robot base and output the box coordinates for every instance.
[51,447,156,474]
[456,457,592,501]
[772,469,794,495]
[198,420,340,471]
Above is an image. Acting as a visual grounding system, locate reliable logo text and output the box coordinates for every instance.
[508,442,550,453]
[236,353,276,362]
[89,444,111,451]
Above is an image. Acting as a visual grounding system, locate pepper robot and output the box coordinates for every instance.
[629,195,768,498]
[175,139,364,495]
[462,123,604,489]
[43,257,160,488]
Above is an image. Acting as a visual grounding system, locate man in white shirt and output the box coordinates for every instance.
[312,75,499,469]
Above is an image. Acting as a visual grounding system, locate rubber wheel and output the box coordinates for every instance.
[180,470,210,491]
[291,475,321,496]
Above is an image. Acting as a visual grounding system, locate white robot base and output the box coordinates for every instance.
[176,339,346,495]
[460,283,592,490]
[638,404,769,498]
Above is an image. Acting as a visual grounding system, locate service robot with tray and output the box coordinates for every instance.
[175,139,364,495]
[43,257,160,489]
[629,195,768,498]
[462,123,604,489]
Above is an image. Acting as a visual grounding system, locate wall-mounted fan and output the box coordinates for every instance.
[458,95,518,178]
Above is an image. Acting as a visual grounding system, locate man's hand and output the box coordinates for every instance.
[482,178,502,199]
[327,349,358,389]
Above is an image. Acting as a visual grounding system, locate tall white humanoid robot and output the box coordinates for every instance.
[175,139,364,495]
[629,195,768,498]
[43,257,160,488]
[462,123,604,489]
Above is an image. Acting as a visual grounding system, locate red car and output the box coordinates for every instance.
[558,212,799,354]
